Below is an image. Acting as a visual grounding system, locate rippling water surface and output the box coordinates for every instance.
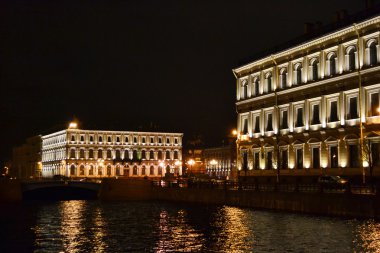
[1,200,380,252]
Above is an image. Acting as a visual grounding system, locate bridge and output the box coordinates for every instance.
[22,180,101,200]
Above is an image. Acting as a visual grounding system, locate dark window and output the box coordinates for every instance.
[243,118,248,134]
[133,166,138,175]
[254,116,260,133]
[349,145,359,168]
[348,97,358,119]
[158,138,162,144]
[174,138,178,144]
[80,149,85,159]
[280,150,288,169]
[107,166,111,176]
[98,149,103,159]
[80,136,84,142]
[134,137,137,143]
[330,101,338,122]
[348,49,356,71]
[296,108,303,127]
[296,149,303,169]
[166,151,171,160]
[158,151,163,160]
[116,166,120,176]
[312,61,318,80]
[267,75,272,92]
[107,150,112,159]
[312,148,320,169]
[255,80,260,96]
[150,166,155,175]
[254,152,260,170]
[125,137,129,143]
[371,93,379,116]
[141,166,146,175]
[311,105,320,125]
[266,151,273,170]
[150,150,154,160]
[242,82,248,99]
[70,149,76,159]
[296,67,302,84]
[89,149,94,159]
[124,150,129,160]
[99,136,102,142]
[369,43,377,65]
[133,150,138,160]
[174,151,179,159]
[330,146,339,168]
[266,114,273,131]
[280,70,287,89]
[151,137,154,143]
[90,136,94,142]
[371,143,380,166]
[281,111,288,129]
[158,167,162,175]
[116,137,120,142]
[70,165,76,176]
[141,150,146,160]
[242,151,248,171]
[116,150,121,160]
[71,135,75,142]
[142,137,146,143]
[329,56,336,75]
[108,137,112,143]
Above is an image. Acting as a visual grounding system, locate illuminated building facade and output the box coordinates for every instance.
[233,15,380,178]
[204,143,236,179]
[41,128,183,178]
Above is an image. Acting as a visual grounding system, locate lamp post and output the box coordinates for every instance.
[187,159,195,176]
[210,159,217,178]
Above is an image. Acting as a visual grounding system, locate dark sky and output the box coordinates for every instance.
[0,0,368,164]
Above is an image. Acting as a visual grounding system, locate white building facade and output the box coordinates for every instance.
[41,128,183,178]
[233,15,380,179]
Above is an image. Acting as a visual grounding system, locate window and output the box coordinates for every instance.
[98,167,103,176]
[347,46,356,71]
[166,138,170,144]
[295,108,303,127]
[295,148,303,169]
[141,166,146,175]
[70,149,76,159]
[242,118,248,134]
[80,136,84,142]
[158,151,163,160]
[71,135,75,142]
[150,166,155,175]
[133,150,138,160]
[116,165,120,176]
[311,104,320,125]
[70,165,76,176]
[115,150,121,160]
[165,150,171,160]
[80,149,85,159]
[133,166,138,175]
[241,80,248,99]
[174,138,178,144]
[158,166,162,175]
[329,101,338,122]
[266,151,273,170]
[108,136,112,143]
[142,137,146,144]
[266,113,273,131]
[158,138,162,144]
[254,152,260,170]
[125,137,129,143]
[370,93,379,116]
[254,78,260,96]
[89,165,94,175]
[330,146,339,168]
[367,40,378,66]
[99,136,103,143]
[280,150,288,169]
[107,166,111,176]
[279,68,287,89]
[371,143,380,166]
[98,149,103,159]
[349,145,359,168]
[348,97,358,119]
[294,63,302,84]
[134,137,137,143]
[327,52,337,76]
[265,73,272,93]
[141,150,146,160]
[89,149,94,159]
[150,137,154,143]
[116,137,120,143]
[124,150,129,160]
[281,111,288,129]
[174,151,179,159]
[311,59,319,81]
[242,150,248,170]
[80,165,85,176]
[254,116,260,133]
[312,147,320,169]
[90,136,94,142]
[150,150,155,160]
[107,150,112,159]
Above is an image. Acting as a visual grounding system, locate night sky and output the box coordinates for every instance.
[0,0,368,164]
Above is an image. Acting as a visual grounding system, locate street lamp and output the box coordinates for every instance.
[210,159,217,177]
[187,159,195,175]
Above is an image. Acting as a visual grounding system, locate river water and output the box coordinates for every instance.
[1,200,379,252]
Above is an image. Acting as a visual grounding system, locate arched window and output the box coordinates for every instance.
[142,137,146,144]
[116,165,120,176]
[107,136,112,143]
[174,150,179,159]
[79,165,85,176]
[107,150,112,159]
[70,165,76,176]
[294,63,302,84]
[368,40,378,66]
[133,150,138,160]
[158,151,163,160]
[107,165,112,176]
[125,137,129,143]
[134,137,137,143]
[99,136,103,143]
[124,150,130,160]
[158,166,162,175]
[265,73,272,93]
[141,150,146,160]
[346,46,356,71]
[90,136,94,142]
[98,166,103,176]
[71,135,75,142]
[150,150,155,160]
[310,59,319,81]
[241,80,248,99]
[133,166,138,175]
[141,166,146,175]
[165,150,171,160]
[254,77,260,96]
[98,149,103,159]
[166,165,171,173]
[88,149,94,159]
[89,165,94,175]
[70,149,76,159]
[115,150,121,160]
[279,68,287,89]
[80,136,84,142]
[79,149,85,159]
[116,136,120,143]
[150,166,155,175]
[327,52,337,76]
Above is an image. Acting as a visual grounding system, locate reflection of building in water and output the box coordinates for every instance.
[233,14,380,179]
[41,125,183,178]
[203,143,236,179]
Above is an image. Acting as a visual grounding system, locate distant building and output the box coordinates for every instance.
[203,142,236,179]
[11,135,42,179]
[41,126,183,178]
[233,14,380,179]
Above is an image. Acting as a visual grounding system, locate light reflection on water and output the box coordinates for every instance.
[1,201,380,252]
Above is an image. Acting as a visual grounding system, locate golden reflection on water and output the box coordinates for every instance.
[356,221,380,253]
